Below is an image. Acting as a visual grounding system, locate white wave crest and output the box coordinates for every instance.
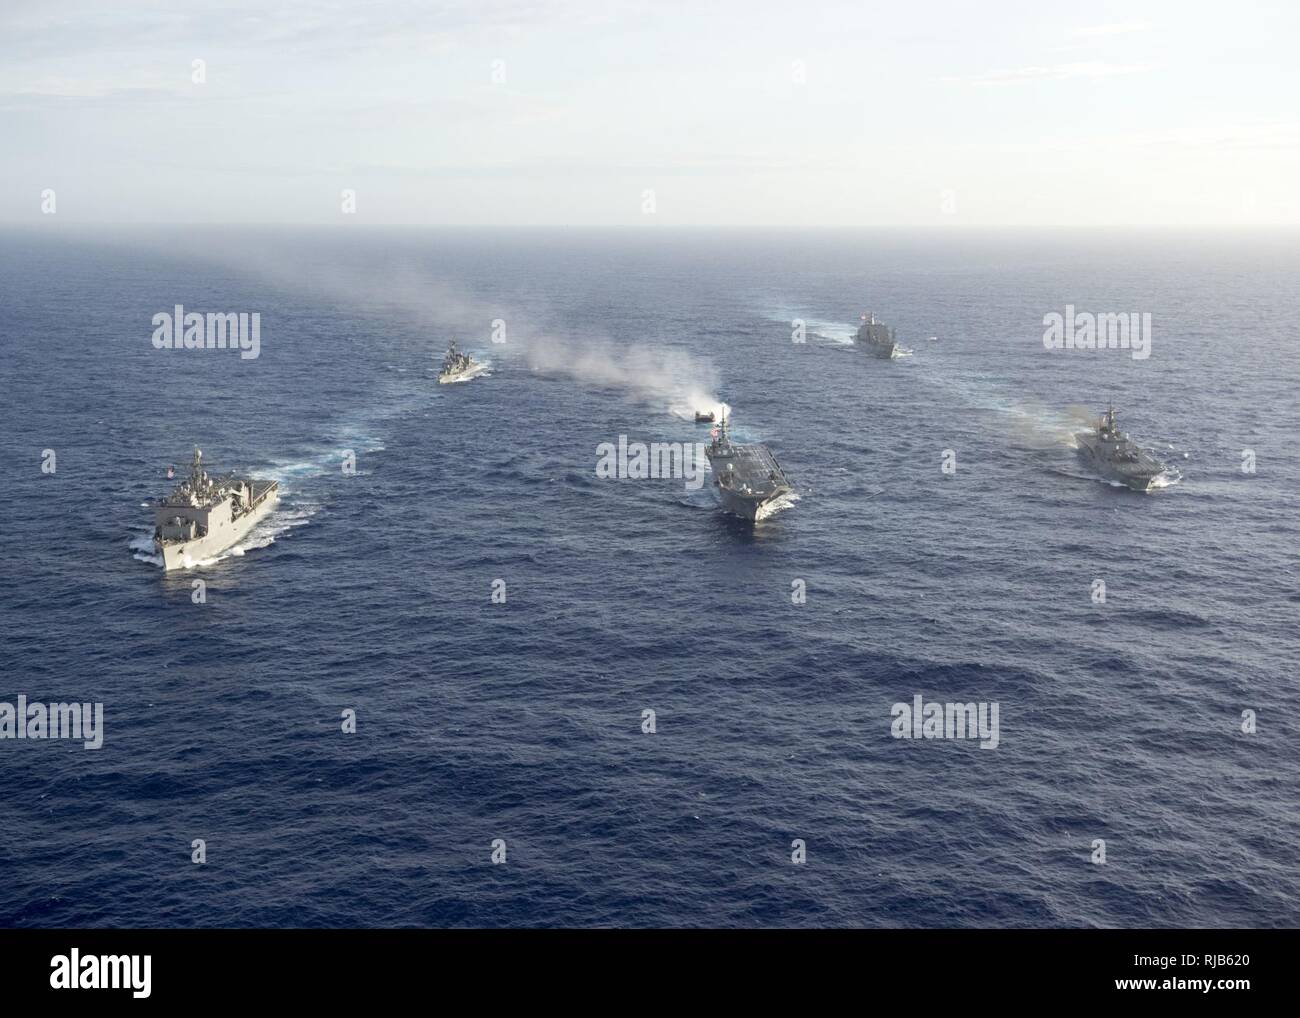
[755,490,801,521]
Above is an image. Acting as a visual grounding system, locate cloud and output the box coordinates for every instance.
[1126,121,1300,152]
[992,119,1300,156]
[1072,22,1151,38]
[947,62,1155,85]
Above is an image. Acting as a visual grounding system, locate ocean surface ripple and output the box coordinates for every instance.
[1,228,1297,928]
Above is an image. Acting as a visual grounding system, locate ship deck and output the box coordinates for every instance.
[713,443,790,495]
[249,479,278,506]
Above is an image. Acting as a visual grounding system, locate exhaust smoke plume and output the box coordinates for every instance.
[111,234,727,418]
[524,333,724,421]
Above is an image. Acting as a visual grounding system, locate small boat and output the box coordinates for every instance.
[438,338,485,384]
[695,411,715,423]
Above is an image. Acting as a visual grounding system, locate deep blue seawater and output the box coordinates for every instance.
[1,227,1297,928]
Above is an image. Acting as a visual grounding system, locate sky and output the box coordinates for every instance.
[1,0,1297,226]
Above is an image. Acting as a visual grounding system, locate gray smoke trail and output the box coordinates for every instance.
[202,241,725,417]
[1064,404,1099,428]
[996,401,1091,450]
[120,233,725,416]
[524,333,723,420]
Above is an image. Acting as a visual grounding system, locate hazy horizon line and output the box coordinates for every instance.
[6,221,1298,231]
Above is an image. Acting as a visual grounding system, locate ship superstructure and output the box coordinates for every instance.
[438,339,486,384]
[152,448,278,569]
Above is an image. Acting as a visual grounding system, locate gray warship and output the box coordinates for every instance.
[1076,405,1173,492]
[152,448,279,570]
[857,311,899,359]
[438,339,486,384]
[705,413,794,521]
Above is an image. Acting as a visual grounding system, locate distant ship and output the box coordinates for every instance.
[1076,405,1172,492]
[152,448,278,570]
[694,410,715,423]
[704,414,793,521]
[438,339,486,384]
[857,311,899,359]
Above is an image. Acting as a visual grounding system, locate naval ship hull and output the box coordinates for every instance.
[156,489,278,570]
[712,484,790,522]
[857,319,899,359]
[438,363,488,384]
[1075,443,1166,492]
[706,442,793,522]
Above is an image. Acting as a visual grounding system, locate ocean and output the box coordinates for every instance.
[1,226,1297,928]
